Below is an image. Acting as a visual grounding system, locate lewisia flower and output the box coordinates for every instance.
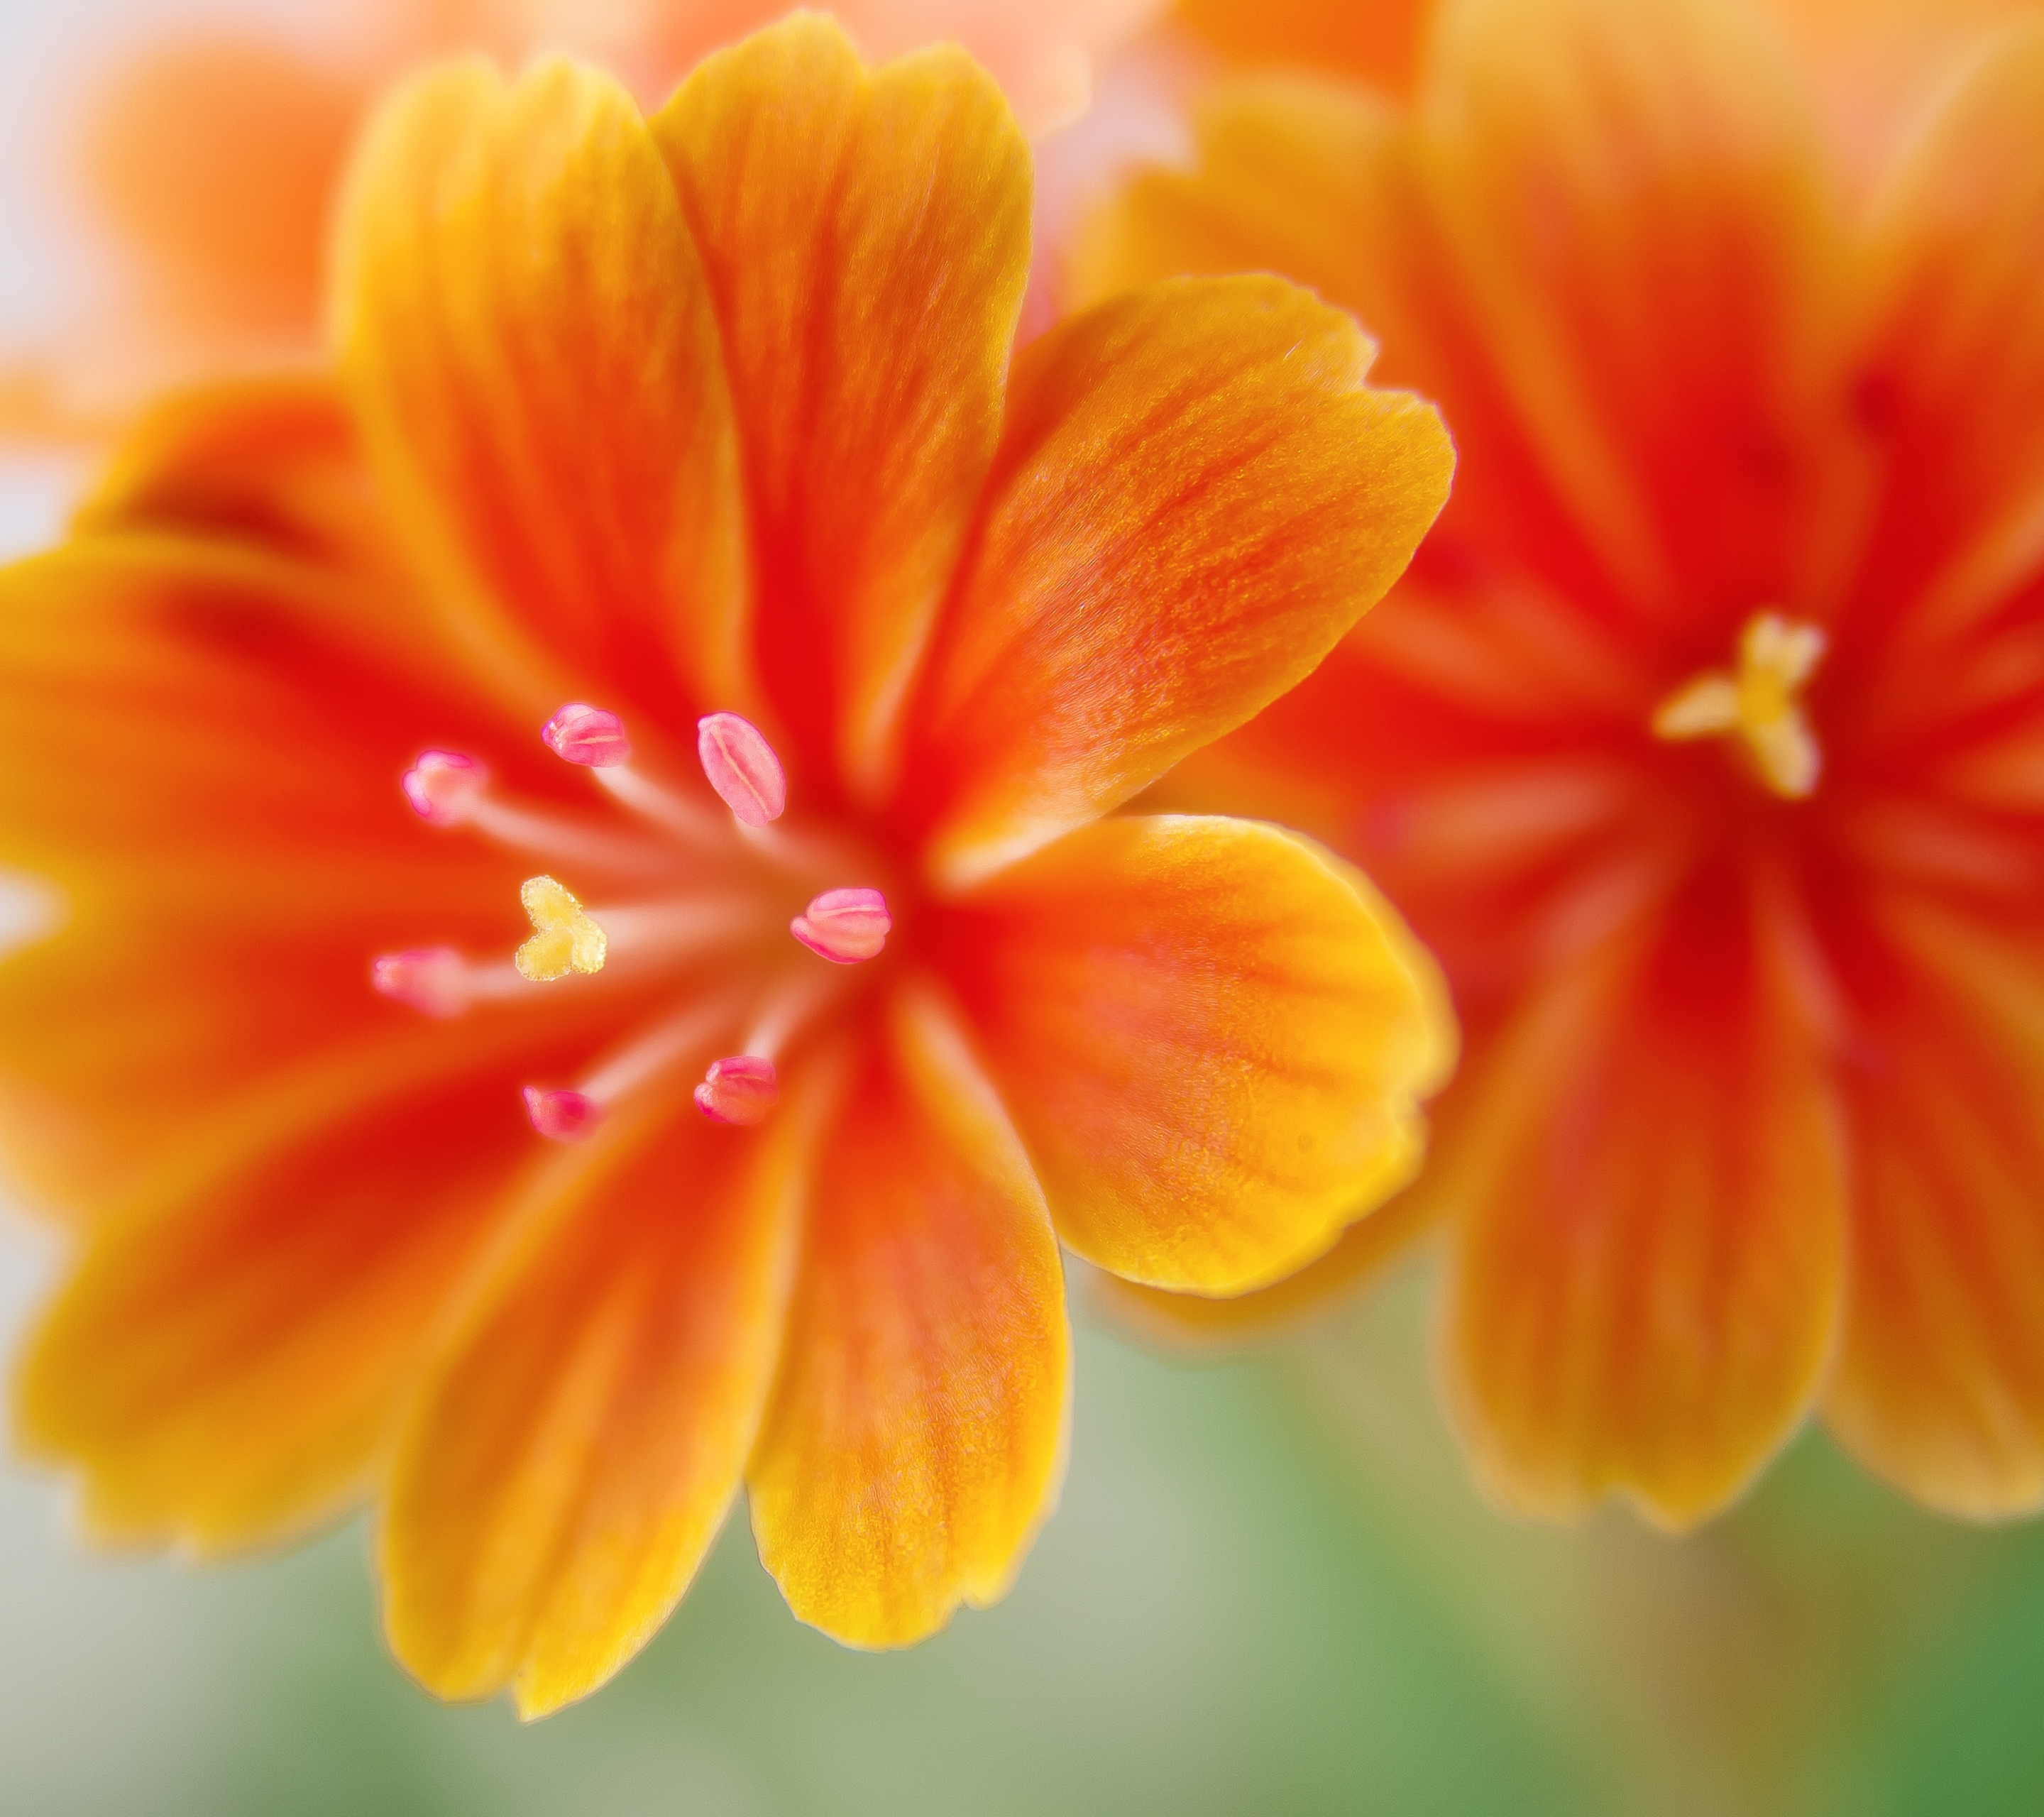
[0,16,1454,1713]
[1080,0,2044,1524]
[2,0,1163,439]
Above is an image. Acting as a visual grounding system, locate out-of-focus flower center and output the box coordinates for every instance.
[373,705,894,1141]
[1652,611,1828,799]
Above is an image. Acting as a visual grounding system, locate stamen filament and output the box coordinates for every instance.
[578,898,764,967]
[371,948,529,1018]
[593,764,727,844]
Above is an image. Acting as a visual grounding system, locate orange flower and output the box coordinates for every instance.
[0,17,1454,1713]
[4,0,1165,438]
[1079,0,2044,1525]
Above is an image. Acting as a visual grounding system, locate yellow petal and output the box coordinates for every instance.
[381,1088,813,1717]
[945,816,1454,1295]
[749,985,1067,1647]
[334,55,749,725]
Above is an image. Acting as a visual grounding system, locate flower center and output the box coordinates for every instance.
[375,705,891,1140]
[1651,611,1827,799]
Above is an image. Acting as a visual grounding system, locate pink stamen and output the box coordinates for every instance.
[697,713,786,826]
[523,1085,603,1142]
[693,1055,779,1126]
[791,887,891,964]
[543,703,633,768]
[371,946,468,1017]
[402,751,486,825]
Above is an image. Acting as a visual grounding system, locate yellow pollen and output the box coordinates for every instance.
[515,874,607,982]
[1651,611,1827,798]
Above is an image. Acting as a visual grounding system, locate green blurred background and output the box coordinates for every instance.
[5,1229,2043,1817]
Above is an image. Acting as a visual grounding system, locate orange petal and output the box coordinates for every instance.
[85,33,361,334]
[1854,21,2044,652]
[11,1023,575,1552]
[380,1086,813,1718]
[1444,868,1845,1527]
[1177,0,1431,91]
[1070,75,1395,318]
[0,539,524,1212]
[70,375,388,579]
[909,276,1452,886]
[749,984,1067,1647]
[1400,0,1847,633]
[335,55,749,728]
[943,816,1454,1295]
[1826,896,2044,1517]
[652,14,1031,800]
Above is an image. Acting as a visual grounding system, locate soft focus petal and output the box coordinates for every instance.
[336,55,749,727]
[1852,22,2044,653]
[1444,869,1845,1527]
[653,14,1031,801]
[749,986,1067,1647]
[1827,899,2044,1517]
[0,539,524,1212]
[1406,0,1847,635]
[1070,75,1395,321]
[12,1026,576,1552]
[1176,0,1432,92]
[70,375,388,578]
[381,1089,812,1717]
[910,276,1452,886]
[944,816,1454,1295]
[1093,0,1845,663]
[84,33,361,337]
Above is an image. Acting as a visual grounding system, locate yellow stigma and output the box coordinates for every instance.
[1651,611,1827,798]
[515,874,607,982]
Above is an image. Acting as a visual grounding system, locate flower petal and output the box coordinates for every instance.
[1087,0,1844,662]
[1826,896,2044,1517]
[1854,21,2044,650]
[909,276,1452,886]
[0,539,524,1212]
[335,55,749,727]
[11,1024,573,1552]
[748,984,1067,1648]
[943,816,1454,1295]
[1177,0,1430,89]
[652,13,1031,800]
[1444,868,1845,1527]
[72,375,387,576]
[380,1088,812,1718]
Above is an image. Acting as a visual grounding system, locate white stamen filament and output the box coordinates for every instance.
[578,993,743,1105]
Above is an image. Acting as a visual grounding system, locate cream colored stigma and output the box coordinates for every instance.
[515,874,608,982]
[1652,612,1827,798]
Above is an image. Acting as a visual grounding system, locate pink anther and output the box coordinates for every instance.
[542,703,633,767]
[697,712,786,825]
[522,1085,603,1142]
[693,1055,779,1126]
[791,887,891,964]
[371,947,469,1018]
[402,751,487,825]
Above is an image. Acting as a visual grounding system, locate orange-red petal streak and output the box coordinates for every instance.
[911,275,1453,886]
[654,15,1031,800]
